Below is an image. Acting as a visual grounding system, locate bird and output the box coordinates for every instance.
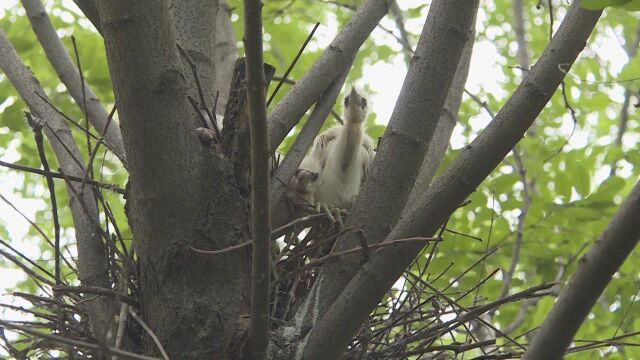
[289,87,374,215]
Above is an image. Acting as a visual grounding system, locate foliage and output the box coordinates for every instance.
[0,0,639,358]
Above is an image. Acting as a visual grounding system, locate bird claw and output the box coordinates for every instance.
[315,202,344,229]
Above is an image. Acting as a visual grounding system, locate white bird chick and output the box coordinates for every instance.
[289,153,322,205]
[312,88,375,209]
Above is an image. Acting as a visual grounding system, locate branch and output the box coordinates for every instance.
[497,147,530,300]
[0,28,113,338]
[512,0,530,70]
[242,0,271,357]
[267,0,391,151]
[405,16,476,212]
[523,179,640,359]
[388,1,412,66]
[296,0,480,338]
[610,22,640,176]
[301,2,602,358]
[22,0,127,165]
[128,309,169,360]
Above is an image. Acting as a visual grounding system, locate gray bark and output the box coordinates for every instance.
[98,0,251,357]
[523,180,640,359]
[170,0,217,121]
[405,22,476,211]
[23,0,127,165]
[0,28,112,339]
[301,2,601,358]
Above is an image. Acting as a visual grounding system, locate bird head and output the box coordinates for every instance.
[344,88,368,124]
[291,169,320,193]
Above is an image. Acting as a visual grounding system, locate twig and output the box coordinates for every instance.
[0,160,125,194]
[442,247,498,293]
[80,104,117,193]
[456,268,500,302]
[70,35,92,178]
[128,309,170,360]
[498,147,530,300]
[176,42,220,140]
[271,211,346,239]
[187,96,211,129]
[0,238,56,281]
[271,75,344,124]
[389,1,413,66]
[53,286,138,307]
[189,240,252,255]
[0,245,55,289]
[266,22,320,107]
[0,319,161,360]
[295,236,441,273]
[112,302,129,360]
[33,92,101,143]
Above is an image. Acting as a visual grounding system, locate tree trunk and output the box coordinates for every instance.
[98,0,252,357]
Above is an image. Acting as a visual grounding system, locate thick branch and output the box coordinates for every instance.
[523,180,640,359]
[0,28,112,338]
[22,0,127,165]
[99,1,254,357]
[302,2,602,358]
[406,20,476,210]
[243,0,271,358]
[297,0,479,337]
[267,0,391,151]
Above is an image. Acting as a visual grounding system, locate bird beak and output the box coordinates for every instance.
[350,88,358,97]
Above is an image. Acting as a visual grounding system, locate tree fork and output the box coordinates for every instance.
[301,1,602,358]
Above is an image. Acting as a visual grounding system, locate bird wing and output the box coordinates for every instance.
[360,134,376,185]
[312,126,340,167]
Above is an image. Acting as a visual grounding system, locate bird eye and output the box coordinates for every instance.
[344,95,350,107]
[361,98,367,108]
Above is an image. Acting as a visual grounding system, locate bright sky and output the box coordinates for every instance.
[0,0,634,353]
